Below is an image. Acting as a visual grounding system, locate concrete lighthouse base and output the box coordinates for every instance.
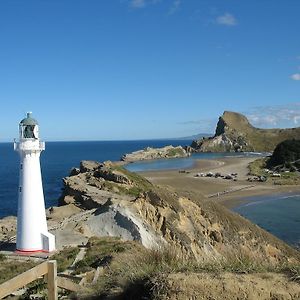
[16,231,56,253]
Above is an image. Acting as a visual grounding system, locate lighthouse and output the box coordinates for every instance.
[14,112,55,252]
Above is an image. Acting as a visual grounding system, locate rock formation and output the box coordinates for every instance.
[191,111,300,153]
[121,145,189,162]
[56,160,300,264]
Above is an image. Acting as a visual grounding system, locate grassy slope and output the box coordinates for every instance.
[0,254,36,284]
[74,237,300,299]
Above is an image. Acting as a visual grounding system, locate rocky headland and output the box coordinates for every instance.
[56,160,300,262]
[53,159,300,298]
[191,111,300,153]
[121,145,189,162]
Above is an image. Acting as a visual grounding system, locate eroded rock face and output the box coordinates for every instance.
[57,161,300,264]
[121,145,189,162]
[191,111,300,153]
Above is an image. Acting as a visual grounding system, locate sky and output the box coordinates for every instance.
[0,0,300,141]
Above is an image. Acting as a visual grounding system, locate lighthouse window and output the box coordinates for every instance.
[19,187,22,193]
[24,125,35,138]
[20,164,23,170]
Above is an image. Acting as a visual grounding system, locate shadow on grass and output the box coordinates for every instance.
[78,278,153,300]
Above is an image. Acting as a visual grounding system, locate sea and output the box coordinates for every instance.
[0,140,299,247]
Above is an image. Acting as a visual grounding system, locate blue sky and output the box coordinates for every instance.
[0,0,299,141]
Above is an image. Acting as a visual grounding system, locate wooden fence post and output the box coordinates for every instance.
[47,260,58,300]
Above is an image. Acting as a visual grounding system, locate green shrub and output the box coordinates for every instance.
[51,247,80,273]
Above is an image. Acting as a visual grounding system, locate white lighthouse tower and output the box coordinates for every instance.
[14,112,55,252]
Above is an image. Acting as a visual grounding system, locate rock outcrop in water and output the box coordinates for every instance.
[191,111,300,153]
[121,145,189,162]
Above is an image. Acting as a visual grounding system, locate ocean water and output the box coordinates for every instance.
[234,194,300,247]
[0,140,189,218]
[126,151,263,172]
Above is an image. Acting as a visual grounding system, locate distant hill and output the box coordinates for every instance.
[176,133,212,140]
[191,111,300,152]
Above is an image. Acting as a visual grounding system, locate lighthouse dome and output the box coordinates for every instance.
[20,112,38,126]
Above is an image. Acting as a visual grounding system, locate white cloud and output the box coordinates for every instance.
[168,0,181,15]
[216,13,237,26]
[130,0,146,8]
[129,0,161,9]
[246,103,300,128]
[293,116,300,124]
[291,73,300,81]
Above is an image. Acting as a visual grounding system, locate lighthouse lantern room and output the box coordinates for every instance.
[14,112,55,252]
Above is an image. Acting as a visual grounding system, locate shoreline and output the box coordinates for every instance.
[138,156,300,210]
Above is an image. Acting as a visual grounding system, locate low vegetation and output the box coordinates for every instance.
[73,237,300,299]
[248,157,267,177]
[51,246,80,273]
[248,157,300,185]
[0,256,36,284]
[166,147,186,157]
[112,165,152,189]
[108,165,153,196]
[73,237,129,275]
[268,139,300,167]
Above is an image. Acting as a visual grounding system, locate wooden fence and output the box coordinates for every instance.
[0,260,80,299]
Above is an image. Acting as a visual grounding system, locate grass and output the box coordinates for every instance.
[103,165,153,197]
[0,258,36,284]
[166,148,185,157]
[51,246,80,273]
[0,248,79,298]
[112,165,152,190]
[103,180,147,197]
[73,237,130,275]
[248,157,300,185]
[248,157,267,177]
[75,237,300,299]
[0,253,6,261]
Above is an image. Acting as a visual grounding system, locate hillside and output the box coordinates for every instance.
[268,139,300,170]
[56,160,299,264]
[53,160,300,298]
[191,111,300,152]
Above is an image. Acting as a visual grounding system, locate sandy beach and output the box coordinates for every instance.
[139,156,300,209]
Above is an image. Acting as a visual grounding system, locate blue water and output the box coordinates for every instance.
[0,140,189,218]
[234,194,300,247]
[126,152,264,172]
